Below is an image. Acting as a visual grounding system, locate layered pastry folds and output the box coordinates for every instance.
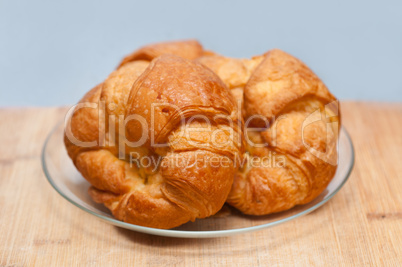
[65,40,339,228]
[198,50,339,215]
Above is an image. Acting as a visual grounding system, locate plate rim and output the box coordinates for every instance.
[42,122,355,238]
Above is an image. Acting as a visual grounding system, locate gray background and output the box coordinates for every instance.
[1,0,401,106]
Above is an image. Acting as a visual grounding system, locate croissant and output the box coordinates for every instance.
[197,49,339,215]
[65,40,339,229]
[64,40,243,229]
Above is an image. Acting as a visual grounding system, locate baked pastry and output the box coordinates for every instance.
[65,39,339,229]
[197,49,339,215]
[64,40,243,229]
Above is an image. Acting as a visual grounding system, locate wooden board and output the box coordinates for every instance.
[0,102,401,266]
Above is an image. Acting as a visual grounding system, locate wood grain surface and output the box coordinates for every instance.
[0,102,401,266]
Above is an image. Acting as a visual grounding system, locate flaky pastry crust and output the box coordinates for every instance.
[198,49,339,215]
[65,40,340,228]
[65,40,243,229]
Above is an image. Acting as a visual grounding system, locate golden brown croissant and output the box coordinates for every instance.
[64,40,243,229]
[65,39,339,228]
[118,39,204,68]
[198,49,339,215]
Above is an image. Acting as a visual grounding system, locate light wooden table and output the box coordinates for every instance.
[0,102,401,266]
